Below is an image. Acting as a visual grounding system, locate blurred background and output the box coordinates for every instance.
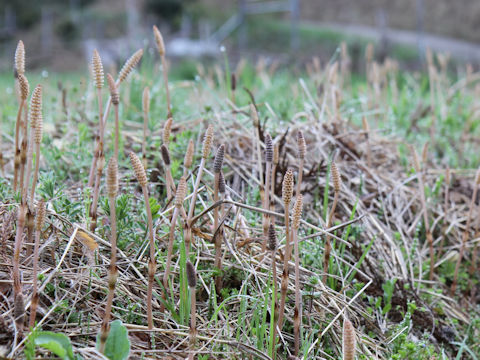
[1,0,480,75]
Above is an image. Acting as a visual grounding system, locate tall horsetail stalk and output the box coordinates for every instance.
[14,73,29,193]
[29,199,46,329]
[452,168,480,294]
[90,50,105,233]
[267,223,278,360]
[411,148,435,281]
[292,194,303,357]
[13,203,27,336]
[161,145,176,199]
[277,169,294,329]
[262,134,273,254]
[163,176,187,300]
[296,131,306,196]
[213,144,225,292]
[99,159,119,354]
[153,26,171,115]
[323,161,341,284]
[27,85,43,202]
[142,87,150,168]
[88,49,144,187]
[129,152,155,327]
[107,74,120,162]
[186,261,197,360]
[186,124,214,254]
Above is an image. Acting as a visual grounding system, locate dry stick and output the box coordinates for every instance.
[29,199,45,328]
[411,148,435,281]
[451,168,480,294]
[362,117,372,168]
[213,144,225,292]
[161,145,175,199]
[342,317,356,360]
[12,203,27,336]
[90,50,105,233]
[88,49,144,187]
[14,74,28,192]
[186,125,214,254]
[186,261,197,360]
[153,26,171,115]
[262,134,273,253]
[107,74,120,162]
[250,104,264,193]
[270,144,279,211]
[129,152,155,328]
[142,87,150,168]
[323,161,341,285]
[267,223,278,360]
[163,177,187,298]
[99,159,119,354]
[292,194,303,357]
[277,169,294,329]
[438,167,450,258]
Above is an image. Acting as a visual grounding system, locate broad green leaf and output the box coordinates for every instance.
[34,332,74,360]
[97,320,130,360]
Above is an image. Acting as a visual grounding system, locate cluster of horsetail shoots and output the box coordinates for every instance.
[98,158,119,354]
[129,152,155,328]
[324,161,341,284]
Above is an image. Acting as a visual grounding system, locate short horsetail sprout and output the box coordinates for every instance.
[107,73,120,161]
[296,130,306,196]
[342,318,356,360]
[14,74,30,194]
[161,144,175,198]
[292,194,303,357]
[324,161,341,284]
[14,292,25,336]
[213,144,225,292]
[278,169,294,329]
[183,138,195,176]
[142,87,150,168]
[29,199,46,328]
[129,152,155,326]
[186,260,197,357]
[23,84,41,204]
[262,133,273,254]
[452,168,480,293]
[99,158,119,354]
[163,117,172,147]
[163,176,187,309]
[153,25,171,114]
